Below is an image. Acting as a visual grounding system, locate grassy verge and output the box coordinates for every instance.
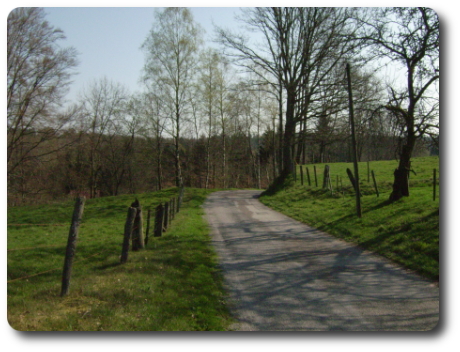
[7,188,233,331]
[259,156,439,282]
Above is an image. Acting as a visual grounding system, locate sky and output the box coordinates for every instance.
[42,6,243,103]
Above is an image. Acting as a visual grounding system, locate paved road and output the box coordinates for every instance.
[203,190,439,331]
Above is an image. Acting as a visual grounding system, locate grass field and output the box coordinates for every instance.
[260,156,440,282]
[7,188,233,331]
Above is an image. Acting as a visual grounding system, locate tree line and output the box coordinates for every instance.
[7,7,439,205]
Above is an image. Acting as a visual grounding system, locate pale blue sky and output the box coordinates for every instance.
[43,7,242,103]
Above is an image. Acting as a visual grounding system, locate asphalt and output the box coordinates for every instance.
[203,190,439,331]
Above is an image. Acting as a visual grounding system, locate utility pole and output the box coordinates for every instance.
[346,63,362,218]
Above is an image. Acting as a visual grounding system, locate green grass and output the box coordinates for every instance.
[7,188,233,331]
[260,156,439,282]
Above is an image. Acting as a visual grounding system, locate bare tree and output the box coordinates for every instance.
[142,7,203,187]
[356,7,439,200]
[7,7,79,200]
[217,7,359,178]
[79,77,129,198]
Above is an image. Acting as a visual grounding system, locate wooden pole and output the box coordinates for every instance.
[121,207,137,264]
[433,168,437,201]
[306,167,311,186]
[300,165,304,186]
[371,170,379,197]
[367,161,370,182]
[154,203,164,237]
[61,197,85,296]
[132,205,144,251]
[314,165,318,187]
[145,208,151,246]
[346,63,362,218]
[323,165,330,189]
[164,201,169,231]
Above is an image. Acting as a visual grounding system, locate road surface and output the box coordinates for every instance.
[203,190,439,331]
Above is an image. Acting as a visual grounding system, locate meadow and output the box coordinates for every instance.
[7,188,233,331]
[7,156,440,331]
[260,156,440,282]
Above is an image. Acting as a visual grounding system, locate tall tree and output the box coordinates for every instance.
[217,7,359,178]
[356,7,439,200]
[7,7,78,199]
[142,7,203,187]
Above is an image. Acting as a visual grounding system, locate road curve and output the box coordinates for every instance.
[203,190,439,331]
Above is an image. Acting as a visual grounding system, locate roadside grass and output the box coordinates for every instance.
[7,188,233,331]
[260,156,439,282]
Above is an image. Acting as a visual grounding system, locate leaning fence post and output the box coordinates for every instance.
[60,197,85,297]
[371,170,379,197]
[121,207,137,264]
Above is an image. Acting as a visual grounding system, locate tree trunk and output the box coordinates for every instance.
[389,140,414,201]
[282,87,296,177]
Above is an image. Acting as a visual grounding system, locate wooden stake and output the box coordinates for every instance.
[121,207,137,264]
[314,165,318,187]
[371,170,379,197]
[346,63,362,218]
[145,208,151,246]
[61,197,85,296]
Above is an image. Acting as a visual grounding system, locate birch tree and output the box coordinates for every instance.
[142,7,203,187]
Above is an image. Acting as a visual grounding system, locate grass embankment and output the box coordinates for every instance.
[260,156,439,282]
[7,188,233,331]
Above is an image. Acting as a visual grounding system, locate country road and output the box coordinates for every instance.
[203,190,439,331]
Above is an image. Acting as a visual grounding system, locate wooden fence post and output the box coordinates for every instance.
[61,197,85,297]
[154,203,164,237]
[145,208,151,246]
[306,167,311,186]
[346,63,362,218]
[347,168,358,193]
[367,161,370,183]
[314,165,318,187]
[131,203,144,251]
[300,165,304,186]
[433,168,437,201]
[371,170,379,197]
[120,207,137,264]
[323,165,330,189]
[164,201,169,231]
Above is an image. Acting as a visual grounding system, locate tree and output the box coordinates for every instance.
[356,7,439,201]
[7,7,79,201]
[217,7,359,178]
[79,77,129,198]
[142,7,203,187]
